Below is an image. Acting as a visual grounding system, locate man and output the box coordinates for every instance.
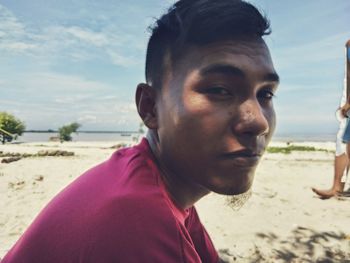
[2,0,279,262]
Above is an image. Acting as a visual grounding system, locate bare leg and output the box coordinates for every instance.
[312,153,347,199]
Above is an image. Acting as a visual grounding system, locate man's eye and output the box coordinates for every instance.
[205,87,230,96]
[258,89,275,100]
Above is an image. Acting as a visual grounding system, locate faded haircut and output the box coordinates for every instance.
[145,0,271,89]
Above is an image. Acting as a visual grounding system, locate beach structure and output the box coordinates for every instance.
[0,128,16,144]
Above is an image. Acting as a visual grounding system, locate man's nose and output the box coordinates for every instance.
[232,99,269,137]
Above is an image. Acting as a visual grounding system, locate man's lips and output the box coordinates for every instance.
[223,149,262,157]
[219,149,263,166]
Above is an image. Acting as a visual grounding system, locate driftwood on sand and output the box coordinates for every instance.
[0,150,75,163]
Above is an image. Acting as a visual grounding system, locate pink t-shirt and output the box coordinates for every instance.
[2,138,219,263]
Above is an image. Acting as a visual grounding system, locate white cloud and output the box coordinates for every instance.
[39,25,112,48]
[0,42,37,51]
[107,50,139,67]
[0,5,26,36]
[54,94,94,104]
[0,5,38,53]
[97,95,118,101]
[21,72,113,93]
[78,114,98,124]
[2,96,140,130]
[0,68,141,130]
[65,26,109,46]
[0,4,141,67]
[114,102,137,114]
[273,32,349,71]
[0,99,23,108]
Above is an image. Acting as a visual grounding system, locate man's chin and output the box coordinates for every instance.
[204,170,254,197]
[225,187,252,210]
[211,177,253,196]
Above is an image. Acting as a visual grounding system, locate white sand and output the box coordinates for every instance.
[1,140,349,262]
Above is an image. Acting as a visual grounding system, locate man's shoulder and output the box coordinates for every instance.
[49,138,181,241]
[83,138,153,180]
[51,139,168,223]
[64,139,154,196]
[2,141,188,262]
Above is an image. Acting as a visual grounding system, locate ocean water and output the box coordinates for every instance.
[272,133,336,142]
[14,132,337,143]
[17,132,137,143]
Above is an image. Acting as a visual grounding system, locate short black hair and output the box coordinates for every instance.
[145,0,271,89]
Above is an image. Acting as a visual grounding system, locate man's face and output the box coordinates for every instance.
[155,39,278,195]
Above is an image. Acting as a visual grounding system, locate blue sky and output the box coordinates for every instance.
[0,1,349,136]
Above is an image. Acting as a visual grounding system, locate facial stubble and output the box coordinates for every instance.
[225,187,253,211]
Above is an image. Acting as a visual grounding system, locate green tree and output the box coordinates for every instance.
[58,122,81,142]
[0,112,26,143]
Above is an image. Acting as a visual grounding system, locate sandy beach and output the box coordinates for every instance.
[1,140,350,262]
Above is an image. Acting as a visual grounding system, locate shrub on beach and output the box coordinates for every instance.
[58,122,81,142]
[267,145,331,154]
[0,112,26,135]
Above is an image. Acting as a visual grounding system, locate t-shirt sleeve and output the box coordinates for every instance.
[186,207,219,263]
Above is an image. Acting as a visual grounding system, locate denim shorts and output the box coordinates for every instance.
[342,117,350,143]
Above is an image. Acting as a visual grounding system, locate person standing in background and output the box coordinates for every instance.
[312,40,350,199]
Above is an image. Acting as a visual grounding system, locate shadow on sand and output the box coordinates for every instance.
[249,226,350,262]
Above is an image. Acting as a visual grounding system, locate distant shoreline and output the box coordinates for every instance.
[22,131,337,139]
[8,131,337,143]
[273,133,336,142]
[23,130,139,134]
[16,131,140,143]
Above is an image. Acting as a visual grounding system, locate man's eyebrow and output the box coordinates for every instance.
[199,63,280,84]
[199,64,245,78]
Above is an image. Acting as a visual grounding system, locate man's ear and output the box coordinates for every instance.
[135,83,158,129]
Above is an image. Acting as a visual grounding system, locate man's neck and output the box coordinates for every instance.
[146,131,210,210]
